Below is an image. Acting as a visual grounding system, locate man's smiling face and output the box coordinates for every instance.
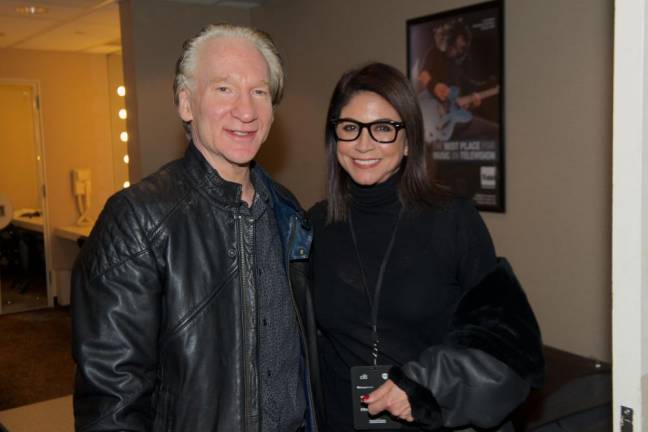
[178,36,273,178]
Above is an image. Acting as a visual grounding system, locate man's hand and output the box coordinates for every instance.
[363,379,414,422]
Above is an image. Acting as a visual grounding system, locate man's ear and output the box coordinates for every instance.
[178,89,193,122]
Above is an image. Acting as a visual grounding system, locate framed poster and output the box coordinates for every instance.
[407,0,505,211]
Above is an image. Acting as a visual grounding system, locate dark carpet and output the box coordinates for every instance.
[0,307,74,411]
[1,270,48,315]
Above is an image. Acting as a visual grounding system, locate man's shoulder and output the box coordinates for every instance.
[76,159,189,278]
[91,159,188,245]
[271,180,300,207]
[126,159,186,202]
[108,159,190,220]
[253,165,303,213]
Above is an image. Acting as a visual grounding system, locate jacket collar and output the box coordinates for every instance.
[181,143,296,212]
[181,142,311,259]
[181,142,248,206]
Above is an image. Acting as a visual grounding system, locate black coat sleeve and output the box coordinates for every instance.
[391,258,545,429]
[71,193,162,432]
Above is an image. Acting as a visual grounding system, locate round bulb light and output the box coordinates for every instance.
[16,6,47,15]
[123,181,131,188]
[118,108,127,119]
[123,154,130,164]
[120,131,128,142]
[117,86,126,97]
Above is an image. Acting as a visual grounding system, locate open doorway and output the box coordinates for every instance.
[0,81,50,314]
[0,0,125,310]
[0,0,126,416]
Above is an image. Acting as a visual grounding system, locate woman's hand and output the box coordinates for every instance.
[363,379,414,422]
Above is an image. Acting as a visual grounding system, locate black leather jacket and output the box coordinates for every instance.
[71,144,316,432]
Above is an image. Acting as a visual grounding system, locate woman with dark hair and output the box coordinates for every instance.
[307,62,544,431]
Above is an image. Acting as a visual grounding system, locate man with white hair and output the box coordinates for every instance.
[72,24,316,432]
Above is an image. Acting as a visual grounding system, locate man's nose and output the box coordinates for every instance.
[232,93,256,122]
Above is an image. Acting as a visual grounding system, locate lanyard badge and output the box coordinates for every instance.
[350,365,403,429]
[348,211,404,429]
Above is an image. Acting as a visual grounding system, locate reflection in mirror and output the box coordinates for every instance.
[0,83,48,314]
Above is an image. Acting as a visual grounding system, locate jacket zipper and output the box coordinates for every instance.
[236,213,250,432]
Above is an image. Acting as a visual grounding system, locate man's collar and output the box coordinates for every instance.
[182,142,273,208]
[250,167,273,208]
[182,143,242,205]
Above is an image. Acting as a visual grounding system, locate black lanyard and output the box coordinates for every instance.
[348,209,403,365]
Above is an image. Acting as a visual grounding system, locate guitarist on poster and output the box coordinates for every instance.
[417,19,499,143]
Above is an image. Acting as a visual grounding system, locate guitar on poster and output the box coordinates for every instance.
[419,85,499,142]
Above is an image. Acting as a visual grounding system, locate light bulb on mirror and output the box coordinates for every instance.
[118,108,127,119]
[120,131,128,142]
[117,86,126,97]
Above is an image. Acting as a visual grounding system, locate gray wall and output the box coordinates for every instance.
[122,0,613,361]
[251,0,613,360]
[120,0,250,180]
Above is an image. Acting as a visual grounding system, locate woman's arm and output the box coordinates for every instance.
[368,201,544,429]
[384,258,545,429]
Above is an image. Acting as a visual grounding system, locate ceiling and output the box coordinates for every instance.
[0,0,262,55]
[0,0,122,54]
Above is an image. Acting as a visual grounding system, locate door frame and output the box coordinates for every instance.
[0,79,55,310]
[612,1,647,430]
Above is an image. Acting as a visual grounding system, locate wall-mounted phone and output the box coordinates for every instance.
[71,169,93,226]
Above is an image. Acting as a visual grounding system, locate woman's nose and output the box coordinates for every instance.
[354,128,376,152]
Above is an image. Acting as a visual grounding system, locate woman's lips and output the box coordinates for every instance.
[352,158,380,167]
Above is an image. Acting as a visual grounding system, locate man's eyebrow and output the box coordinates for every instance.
[207,76,229,85]
[205,77,270,87]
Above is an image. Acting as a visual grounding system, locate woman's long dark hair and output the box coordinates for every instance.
[325,62,441,223]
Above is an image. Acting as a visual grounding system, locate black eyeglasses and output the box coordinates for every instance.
[330,118,405,144]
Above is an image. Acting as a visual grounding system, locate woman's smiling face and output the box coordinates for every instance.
[336,91,408,186]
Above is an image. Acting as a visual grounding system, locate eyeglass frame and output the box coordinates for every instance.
[330,118,406,144]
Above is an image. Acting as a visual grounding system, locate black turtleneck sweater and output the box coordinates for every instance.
[308,173,497,432]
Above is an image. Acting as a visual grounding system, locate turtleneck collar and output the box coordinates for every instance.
[348,169,402,211]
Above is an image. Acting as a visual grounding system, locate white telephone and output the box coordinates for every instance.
[71,169,93,226]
